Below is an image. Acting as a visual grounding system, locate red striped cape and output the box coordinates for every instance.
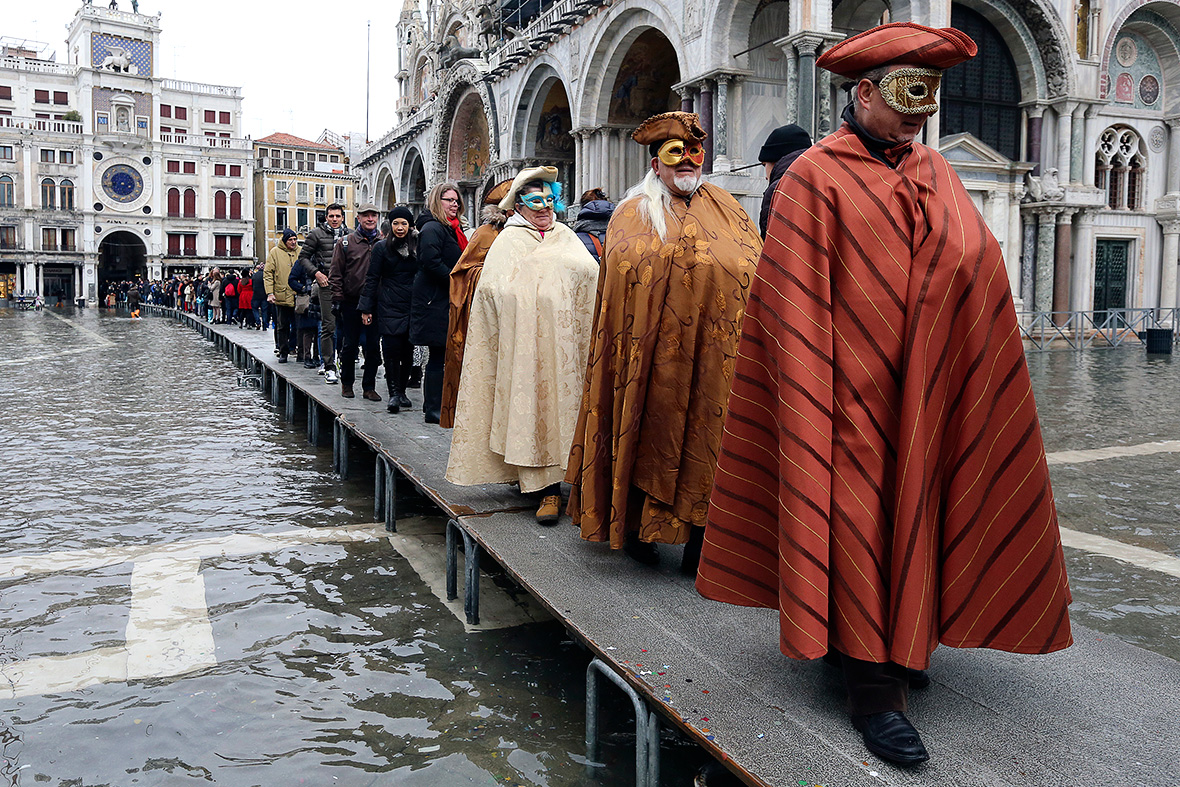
[695,125,1072,668]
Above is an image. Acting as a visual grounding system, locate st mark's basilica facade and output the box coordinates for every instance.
[355,0,1180,319]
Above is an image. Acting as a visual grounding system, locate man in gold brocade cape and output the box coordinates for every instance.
[565,111,763,568]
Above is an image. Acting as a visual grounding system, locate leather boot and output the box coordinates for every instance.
[387,383,401,414]
[423,369,444,424]
[406,364,422,389]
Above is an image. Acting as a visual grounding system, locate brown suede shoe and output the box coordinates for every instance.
[536,495,561,525]
[341,386,355,398]
[363,389,382,401]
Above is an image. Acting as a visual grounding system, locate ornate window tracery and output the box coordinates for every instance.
[1096,126,1146,210]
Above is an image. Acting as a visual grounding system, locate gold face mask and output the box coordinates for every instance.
[657,138,706,167]
[876,67,942,115]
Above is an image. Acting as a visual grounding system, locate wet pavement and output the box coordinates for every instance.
[1,307,1178,785]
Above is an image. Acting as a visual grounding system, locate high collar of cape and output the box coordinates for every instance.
[840,102,915,168]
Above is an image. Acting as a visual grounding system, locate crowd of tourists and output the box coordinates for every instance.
[144,22,1076,771]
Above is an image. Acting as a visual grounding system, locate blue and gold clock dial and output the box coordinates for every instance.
[101,163,144,204]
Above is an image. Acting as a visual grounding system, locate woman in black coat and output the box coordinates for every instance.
[360,206,418,414]
[412,182,466,424]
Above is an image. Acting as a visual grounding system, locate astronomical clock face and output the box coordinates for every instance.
[95,157,152,212]
[102,164,144,203]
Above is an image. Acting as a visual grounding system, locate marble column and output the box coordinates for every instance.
[1072,210,1095,313]
[1083,106,1101,187]
[1035,209,1057,312]
[677,87,694,114]
[572,131,584,199]
[1026,106,1045,175]
[785,45,799,125]
[1071,104,1087,185]
[1056,101,1076,183]
[1161,220,1180,322]
[816,69,832,138]
[1021,211,1037,308]
[36,263,44,297]
[1053,209,1076,319]
[795,36,821,139]
[699,81,715,175]
[714,76,730,172]
[1167,117,1180,193]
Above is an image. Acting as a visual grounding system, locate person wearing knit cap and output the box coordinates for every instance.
[756,124,812,239]
[358,206,418,413]
[440,178,513,429]
[445,167,598,525]
[330,203,384,400]
[565,112,762,569]
[695,22,1072,766]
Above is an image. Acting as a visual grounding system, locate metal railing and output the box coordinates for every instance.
[0,115,82,134]
[1017,308,1179,350]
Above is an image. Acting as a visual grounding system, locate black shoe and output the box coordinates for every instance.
[303,359,317,369]
[278,355,288,363]
[904,667,930,690]
[387,399,400,414]
[624,535,660,566]
[396,391,412,409]
[850,711,929,765]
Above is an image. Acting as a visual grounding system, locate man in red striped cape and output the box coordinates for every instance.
[695,22,1072,765]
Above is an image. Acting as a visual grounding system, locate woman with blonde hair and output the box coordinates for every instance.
[412,182,467,424]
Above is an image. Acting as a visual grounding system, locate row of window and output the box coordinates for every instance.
[0,176,76,210]
[166,188,244,220]
[165,232,243,257]
[275,181,346,205]
[0,147,75,163]
[258,148,342,164]
[165,160,243,177]
[275,207,337,232]
[0,226,77,251]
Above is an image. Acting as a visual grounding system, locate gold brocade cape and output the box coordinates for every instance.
[566,182,763,546]
[445,219,598,493]
[440,223,502,429]
[695,125,1073,668]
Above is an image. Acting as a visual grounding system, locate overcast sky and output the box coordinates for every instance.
[8,0,404,144]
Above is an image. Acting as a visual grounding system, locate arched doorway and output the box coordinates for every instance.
[98,231,147,298]
[598,27,680,199]
[447,90,491,224]
[529,79,575,196]
[942,4,1023,161]
[375,167,397,212]
[743,0,794,163]
[402,148,428,216]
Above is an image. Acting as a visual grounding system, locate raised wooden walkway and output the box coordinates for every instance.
[151,305,1180,787]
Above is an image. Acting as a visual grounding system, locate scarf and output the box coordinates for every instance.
[449,217,469,251]
[359,225,379,242]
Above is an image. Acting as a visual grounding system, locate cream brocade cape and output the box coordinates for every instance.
[445,216,599,492]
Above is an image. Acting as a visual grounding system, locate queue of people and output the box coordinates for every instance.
[164,22,1073,770]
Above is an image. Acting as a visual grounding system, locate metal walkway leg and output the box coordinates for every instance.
[445,519,460,601]
[383,461,397,532]
[374,459,385,521]
[586,658,658,787]
[307,400,319,445]
[285,382,296,422]
[333,419,349,479]
[461,529,480,625]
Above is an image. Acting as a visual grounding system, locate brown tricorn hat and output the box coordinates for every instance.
[484,179,513,205]
[816,22,977,79]
[631,111,707,147]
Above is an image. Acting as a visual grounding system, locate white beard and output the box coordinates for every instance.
[672,172,702,195]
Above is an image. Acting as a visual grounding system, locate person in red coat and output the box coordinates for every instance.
[237,274,255,328]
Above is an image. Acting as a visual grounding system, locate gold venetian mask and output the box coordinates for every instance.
[657,139,706,167]
[877,67,942,115]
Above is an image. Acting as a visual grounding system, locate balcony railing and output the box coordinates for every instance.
[0,57,78,77]
[1018,308,1180,350]
[160,132,252,150]
[161,78,241,98]
[0,115,83,134]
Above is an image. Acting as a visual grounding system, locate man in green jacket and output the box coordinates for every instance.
[264,227,299,362]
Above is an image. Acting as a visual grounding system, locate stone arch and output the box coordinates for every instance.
[577,4,687,126]
[511,59,569,156]
[448,89,492,182]
[513,60,575,166]
[832,0,901,34]
[431,61,500,184]
[401,146,428,211]
[954,0,1073,99]
[98,229,147,291]
[374,165,397,210]
[1100,3,1180,114]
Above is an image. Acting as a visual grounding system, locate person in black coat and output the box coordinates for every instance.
[757,124,812,239]
[412,183,466,424]
[289,258,323,368]
[572,188,614,263]
[360,206,418,413]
